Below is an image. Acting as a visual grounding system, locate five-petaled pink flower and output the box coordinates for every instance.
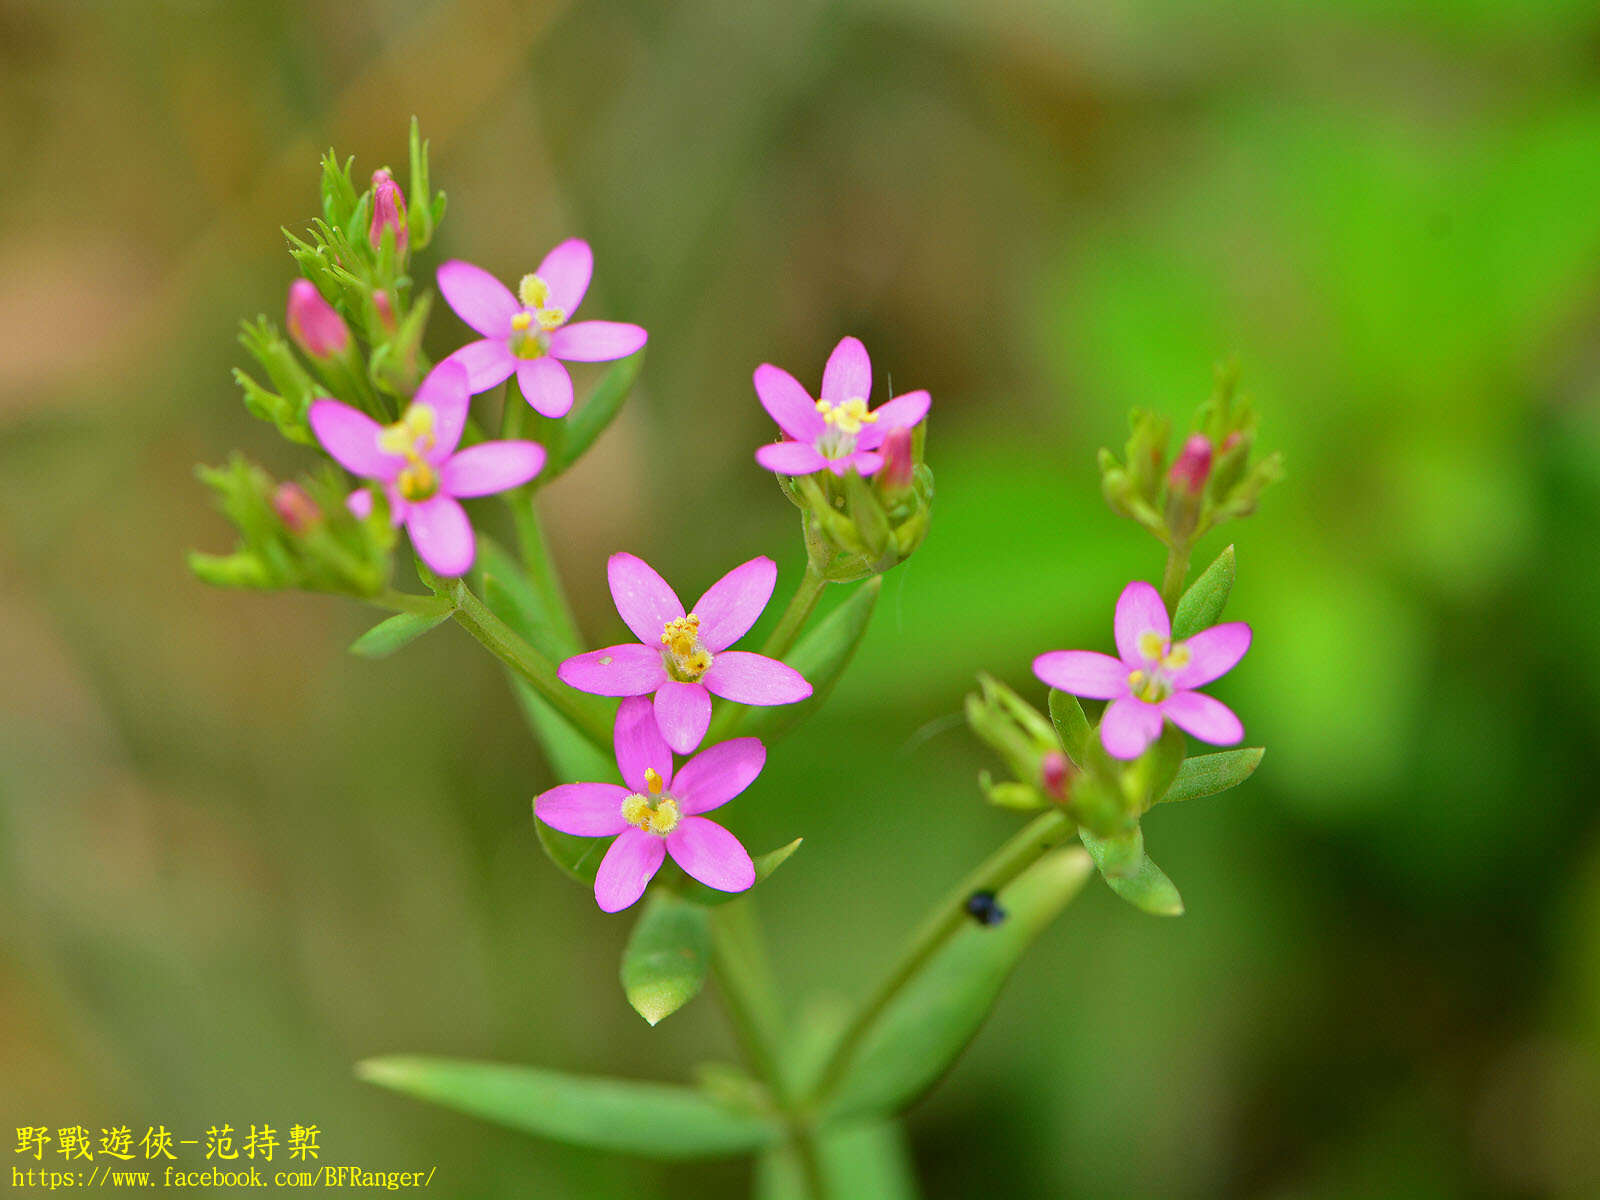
[1033,581,1251,760]
[558,553,812,754]
[436,240,647,419]
[753,335,929,478]
[535,696,762,912]
[309,361,545,577]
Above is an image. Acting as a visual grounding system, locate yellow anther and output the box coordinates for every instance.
[660,615,702,658]
[536,307,566,331]
[377,404,437,459]
[510,311,533,332]
[1137,631,1167,663]
[397,459,438,501]
[644,767,664,796]
[1128,669,1147,694]
[1162,644,1192,671]
[518,274,550,309]
[621,792,681,836]
[815,397,878,436]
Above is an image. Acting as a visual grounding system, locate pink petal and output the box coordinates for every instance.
[1162,691,1244,746]
[701,651,812,706]
[516,357,574,418]
[414,360,472,458]
[692,556,777,651]
[755,440,829,476]
[309,400,401,480]
[1170,623,1252,690]
[607,553,684,646]
[672,738,765,815]
[440,338,517,394]
[839,450,884,477]
[441,441,546,497]
[1033,650,1129,700]
[614,694,675,793]
[1100,696,1164,760]
[856,389,929,450]
[557,644,667,697]
[549,321,648,362]
[753,363,824,441]
[534,782,629,837]
[404,494,476,577]
[595,828,666,913]
[437,260,518,339]
[821,335,871,404]
[666,818,754,894]
[1114,581,1170,665]
[346,489,374,520]
[653,682,712,756]
[536,238,594,317]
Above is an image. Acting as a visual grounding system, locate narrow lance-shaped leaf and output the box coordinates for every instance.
[549,352,645,477]
[621,892,713,1026]
[825,847,1094,1121]
[1048,689,1092,767]
[1172,544,1235,640]
[357,1056,781,1160]
[739,579,881,741]
[1079,827,1184,917]
[348,599,454,659]
[1157,747,1264,806]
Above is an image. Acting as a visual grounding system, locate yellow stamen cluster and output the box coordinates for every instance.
[1136,631,1192,673]
[1128,629,1191,703]
[660,614,713,680]
[509,274,567,359]
[815,396,878,436]
[621,769,680,836]
[378,404,441,501]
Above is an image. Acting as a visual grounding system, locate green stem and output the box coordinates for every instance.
[1160,540,1192,612]
[760,562,827,661]
[806,810,1075,1109]
[442,578,613,749]
[510,494,582,652]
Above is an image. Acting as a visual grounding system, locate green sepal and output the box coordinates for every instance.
[369,290,431,400]
[1047,689,1093,767]
[843,468,892,559]
[356,1057,781,1160]
[679,839,803,908]
[320,150,359,231]
[1172,544,1235,640]
[737,579,880,741]
[1128,722,1186,813]
[1157,747,1264,806]
[621,891,712,1026]
[237,317,319,441]
[546,353,644,479]
[1079,827,1184,917]
[824,847,1094,1121]
[349,599,455,659]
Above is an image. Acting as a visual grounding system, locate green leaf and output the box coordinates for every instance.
[1079,828,1184,916]
[357,1056,780,1160]
[1131,722,1186,812]
[756,1121,920,1200]
[740,579,881,740]
[621,892,712,1026]
[1047,689,1092,766]
[1172,544,1235,639]
[549,353,644,477]
[680,839,803,907]
[348,600,454,659]
[1157,746,1264,806]
[826,847,1094,1121]
[533,814,606,887]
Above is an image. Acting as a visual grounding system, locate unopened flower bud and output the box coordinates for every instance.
[286,279,350,359]
[1040,750,1071,802]
[1168,434,1213,498]
[372,289,397,333]
[880,426,914,492]
[272,481,322,533]
[369,168,408,255]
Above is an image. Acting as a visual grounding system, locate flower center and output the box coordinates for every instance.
[814,397,877,457]
[509,274,567,359]
[620,767,681,836]
[377,404,441,501]
[660,614,713,682]
[1128,631,1192,703]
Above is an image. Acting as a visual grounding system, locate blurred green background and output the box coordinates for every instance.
[5,0,1600,1195]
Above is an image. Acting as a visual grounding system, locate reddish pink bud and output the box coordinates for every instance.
[286,279,350,359]
[1040,750,1071,801]
[881,426,914,491]
[1168,434,1213,497]
[372,289,397,333]
[1220,431,1243,454]
[369,168,408,255]
[272,482,322,533]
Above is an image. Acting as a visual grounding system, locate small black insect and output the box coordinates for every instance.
[964,890,1007,927]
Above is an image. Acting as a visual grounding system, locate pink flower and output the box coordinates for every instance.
[557,553,812,754]
[308,361,545,577]
[286,279,350,358]
[369,168,408,254]
[753,336,930,478]
[1033,581,1251,760]
[535,696,762,912]
[435,241,648,419]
